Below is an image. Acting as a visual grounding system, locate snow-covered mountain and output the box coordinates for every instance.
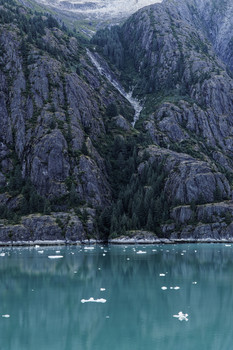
[31,0,162,19]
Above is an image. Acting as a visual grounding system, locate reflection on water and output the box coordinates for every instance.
[0,244,232,349]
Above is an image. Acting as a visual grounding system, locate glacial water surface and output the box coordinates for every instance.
[0,243,232,349]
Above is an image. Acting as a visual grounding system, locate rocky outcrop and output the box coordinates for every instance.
[0,209,97,242]
[141,145,231,205]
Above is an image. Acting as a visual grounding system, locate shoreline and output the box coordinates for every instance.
[0,238,233,247]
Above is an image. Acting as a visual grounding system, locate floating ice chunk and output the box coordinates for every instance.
[38,250,44,254]
[181,253,184,256]
[74,271,77,274]
[152,249,157,252]
[0,253,5,257]
[48,255,63,259]
[161,286,167,290]
[106,316,110,319]
[127,258,130,261]
[56,250,60,253]
[84,247,95,250]
[225,244,231,247]
[194,250,197,253]
[192,281,197,285]
[71,252,74,255]
[81,297,106,303]
[35,245,40,248]
[159,274,166,277]
[166,250,169,252]
[103,254,106,256]
[2,315,10,318]
[100,288,106,291]
[173,312,188,321]
[170,287,174,290]
[136,250,147,254]
[98,268,101,270]
[174,286,180,290]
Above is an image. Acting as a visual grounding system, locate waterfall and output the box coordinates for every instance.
[86,49,142,127]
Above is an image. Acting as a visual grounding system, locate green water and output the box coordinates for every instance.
[0,243,232,349]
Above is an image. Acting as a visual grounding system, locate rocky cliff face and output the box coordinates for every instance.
[91,0,233,239]
[0,0,134,241]
[1,0,233,242]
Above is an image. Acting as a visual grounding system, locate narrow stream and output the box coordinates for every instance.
[87,49,142,127]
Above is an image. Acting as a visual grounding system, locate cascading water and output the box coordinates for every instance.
[86,49,142,127]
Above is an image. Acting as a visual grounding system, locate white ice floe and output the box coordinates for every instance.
[159,273,166,277]
[98,268,101,270]
[103,254,106,256]
[174,286,180,290]
[74,271,77,274]
[181,253,184,256]
[2,315,10,318]
[84,247,95,250]
[35,245,40,248]
[127,258,130,260]
[225,244,231,247]
[152,249,157,252]
[192,281,197,284]
[106,316,110,319]
[38,250,44,254]
[0,253,5,257]
[100,288,106,291]
[173,312,188,321]
[136,250,147,254]
[81,297,106,303]
[161,286,167,290]
[71,252,74,255]
[56,250,60,253]
[48,255,63,259]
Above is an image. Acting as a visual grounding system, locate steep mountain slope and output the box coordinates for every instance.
[1,0,233,242]
[92,0,233,239]
[0,0,136,242]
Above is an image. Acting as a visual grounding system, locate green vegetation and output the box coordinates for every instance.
[96,134,169,239]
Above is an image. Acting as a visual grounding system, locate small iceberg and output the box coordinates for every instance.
[192,281,197,284]
[2,314,10,318]
[173,311,188,321]
[81,297,106,304]
[38,250,44,254]
[0,253,5,257]
[100,288,106,291]
[225,244,231,247]
[84,247,95,250]
[161,286,167,290]
[136,251,147,254]
[159,273,166,277]
[48,255,63,259]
